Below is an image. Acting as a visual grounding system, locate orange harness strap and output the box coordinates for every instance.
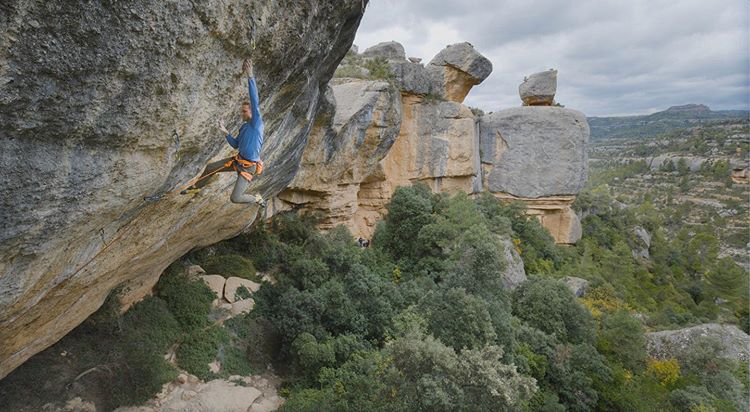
[172,153,263,194]
[230,153,264,182]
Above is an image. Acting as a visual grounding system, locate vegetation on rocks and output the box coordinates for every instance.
[334,50,395,81]
[0,262,258,411]
[182,183,742,411]
[2,132,746,411]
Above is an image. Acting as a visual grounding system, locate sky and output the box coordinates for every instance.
[353,0,750,116]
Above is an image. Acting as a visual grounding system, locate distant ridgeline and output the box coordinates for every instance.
[587,104,750,140]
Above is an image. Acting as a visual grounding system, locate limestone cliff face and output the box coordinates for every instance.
[278,43,589,244]
[0,0,367,379]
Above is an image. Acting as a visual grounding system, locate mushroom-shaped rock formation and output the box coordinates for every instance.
[479,105,589,243]
[427,42,493,103]
[283,46,588,245]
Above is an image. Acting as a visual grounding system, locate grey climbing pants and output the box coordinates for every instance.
[194,156,259,203]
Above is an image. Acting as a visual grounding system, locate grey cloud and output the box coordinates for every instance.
[355,0,749,116]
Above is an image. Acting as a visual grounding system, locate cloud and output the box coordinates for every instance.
[354,0,749,116]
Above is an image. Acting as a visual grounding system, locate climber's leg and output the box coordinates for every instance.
[194,156,235,189]
[230,165,264,205]
[180,156,235,195]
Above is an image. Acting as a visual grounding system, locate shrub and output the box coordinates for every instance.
[200,253,258,281]
[597,310,647,372]
[647,358,681,386]
[362,57,394,80]
[220,345,254,377]
[155,264,215,331]
[291,332,336,382]
[225,315,282,371]
[121,296,182,354]
[379,184,436,263]
[418,287,497,351]
[176,325,230,381]
[387,329,537,411]
[235,285,252,301]
[512,276,596,345]
[670,386,717,411]
[112,345,177,406]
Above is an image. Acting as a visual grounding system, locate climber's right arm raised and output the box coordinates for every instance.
[243,59,263,129]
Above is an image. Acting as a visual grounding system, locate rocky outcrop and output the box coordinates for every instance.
[357,41,492,104]
[278,42,588,244]
[479,107,589,198]
[361,41,406,60]
[114,373,283,412]
[632,226,651,259]
[731,167,749,184]
[0,0,368,379]
[519,69,557,106]
[500,237,527,290]
[276,79,402,234]
[646,323,750,363]
[561,276,589,297]
[648,154,706,171]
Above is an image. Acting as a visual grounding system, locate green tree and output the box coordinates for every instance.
[418,287,497,351]
[705,257,748,303]
[378,184,436,264]
[512,276,596,345]
[596,310,647,372]
[388,330,536,411]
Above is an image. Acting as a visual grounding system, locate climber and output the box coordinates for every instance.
[181,58,266,206]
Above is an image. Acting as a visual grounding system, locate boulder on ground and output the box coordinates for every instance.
[231,298,255,316]
[632,226,651,259]
[200,275,226,301]
[561,276,589,297]
[224,277,261,303]
[646,323,750,363]
[519,69,557,106]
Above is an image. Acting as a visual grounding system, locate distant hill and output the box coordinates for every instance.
[587,104,749,140]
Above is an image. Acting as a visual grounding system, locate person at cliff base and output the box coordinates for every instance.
[181,58,266,207]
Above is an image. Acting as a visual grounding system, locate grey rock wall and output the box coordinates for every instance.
[0,0,367,379]
[479,107,589,198]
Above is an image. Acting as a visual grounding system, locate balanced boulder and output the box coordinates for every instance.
[519,69,557,106]
[428,42,493,103]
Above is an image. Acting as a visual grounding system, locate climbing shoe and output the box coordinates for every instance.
[253,194,266,208]
[180,188,201,195]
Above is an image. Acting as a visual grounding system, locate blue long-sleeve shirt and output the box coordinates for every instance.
[226,77,264,161]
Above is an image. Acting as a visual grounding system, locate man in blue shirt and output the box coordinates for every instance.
[182,59,265,206]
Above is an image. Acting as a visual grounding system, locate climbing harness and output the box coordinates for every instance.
[231,153,264,182]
